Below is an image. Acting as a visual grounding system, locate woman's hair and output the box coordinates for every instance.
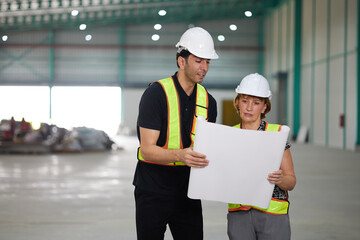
[233,94,272,119]
[176,49,191,68]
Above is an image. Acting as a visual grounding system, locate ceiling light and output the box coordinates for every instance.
[218,35,225,42]
[245,11,252,17]
[85,35,92,41]
[154,24,162,30]
[79,24,87,30]
[151,34,160,41]
[71,10,79,16]
[229,24,237,31]
[158,10,166,16]
[2,35,8,42]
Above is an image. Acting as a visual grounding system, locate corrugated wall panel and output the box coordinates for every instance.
[315,0,328,62]
[301,66,312,134]
[302,0,313,65]
[54,48,119,85]
[125,48,175,84]
[346,0,357,150]
[272,11,279,73]
[347,0,357,52]
[287,0,295,131]
[263,0,296,136]
[1,19,261,87]
[125,23,183,47]
[4,31,49,44]
[346,54,357,150]
[262,0,357,150]
[313,63,327,146]
[200,19,260,47]
[287,71,294,131]
[206,50,258,84]
[55,27,120,45]
[299,0,357,150]
[264,16,273,78]
[330,0,345,57]
[123,19,260,87]
[280,4,288,72]
[0,47,49,84]
[328,58,344,148]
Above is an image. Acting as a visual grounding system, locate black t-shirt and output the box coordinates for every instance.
[133,72,217,195]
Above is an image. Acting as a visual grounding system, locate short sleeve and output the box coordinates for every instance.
[137,83,166,131]
[285,141,291,150]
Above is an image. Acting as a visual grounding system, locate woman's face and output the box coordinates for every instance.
[236,94,267,124]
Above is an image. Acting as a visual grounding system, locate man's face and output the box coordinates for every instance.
[183,54,210,84]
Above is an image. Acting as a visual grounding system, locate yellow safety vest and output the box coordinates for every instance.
[137,77,209,166]
[228,122,290,215]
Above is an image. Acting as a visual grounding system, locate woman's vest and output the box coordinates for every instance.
[228,122,290,215]
[137,77,209,166]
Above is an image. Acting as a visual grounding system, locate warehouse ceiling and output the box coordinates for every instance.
[0,0,280,32]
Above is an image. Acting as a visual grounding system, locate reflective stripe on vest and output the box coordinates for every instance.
[233,122,282,132]
[191,83,208,146]
[137,77,208,166]
[228,198,289,215]
[228,122,289,215]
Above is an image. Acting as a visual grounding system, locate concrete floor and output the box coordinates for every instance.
[0,136,359,240]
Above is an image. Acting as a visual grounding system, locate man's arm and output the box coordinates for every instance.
[139,127,209,168]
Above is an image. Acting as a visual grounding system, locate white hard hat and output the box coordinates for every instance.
[235,73,272,99]
[175,27,219,59]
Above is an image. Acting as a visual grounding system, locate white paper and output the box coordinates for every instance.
[188,117,290,209]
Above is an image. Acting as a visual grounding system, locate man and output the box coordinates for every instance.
[133,27,219,240]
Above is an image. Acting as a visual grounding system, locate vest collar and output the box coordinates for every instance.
[240,120,266,130]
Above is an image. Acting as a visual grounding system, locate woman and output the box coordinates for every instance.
[227,73,296,240]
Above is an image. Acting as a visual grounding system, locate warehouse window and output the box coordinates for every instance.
[0,86,50,128]
[0,86,121,137]
[51,86,121,136]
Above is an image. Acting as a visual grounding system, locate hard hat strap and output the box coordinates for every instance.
[177,46,187,53]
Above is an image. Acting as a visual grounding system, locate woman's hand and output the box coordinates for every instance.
[268,149,297,191]
[267,170,283,185]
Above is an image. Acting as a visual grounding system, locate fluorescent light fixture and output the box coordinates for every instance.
[154,24,162,30]
[245,11,252,17]
[71,10,79,16]
[229,24,237,31]
[158,10,166,16]
[218,35,225,42]
[151,34,160,41]
[79,24,87,30]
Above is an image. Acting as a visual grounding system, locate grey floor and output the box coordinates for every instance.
[0,136,359,240]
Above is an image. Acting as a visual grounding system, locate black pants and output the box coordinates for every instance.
[134,187,203,240]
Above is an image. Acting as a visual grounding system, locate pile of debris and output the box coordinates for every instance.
[0,118,115,154]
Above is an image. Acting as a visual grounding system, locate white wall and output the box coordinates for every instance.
[121,88,143,134]
[263,0,358,150]
[264,0,295,136]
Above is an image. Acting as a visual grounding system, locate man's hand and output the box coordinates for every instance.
[180,148,209,168]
